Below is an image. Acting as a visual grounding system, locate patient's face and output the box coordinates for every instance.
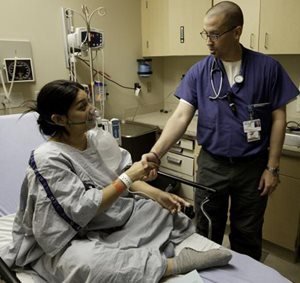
[66,90,96,130]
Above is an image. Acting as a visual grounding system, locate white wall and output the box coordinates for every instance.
[0,0,164,118]
[1,1,299,123]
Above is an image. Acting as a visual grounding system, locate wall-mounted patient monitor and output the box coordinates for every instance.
[67,27,104,51]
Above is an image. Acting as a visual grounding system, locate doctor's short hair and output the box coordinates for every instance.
[26,80,85,136]
[206,1,244,30]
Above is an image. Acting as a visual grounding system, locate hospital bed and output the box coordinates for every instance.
[0,112,292,283]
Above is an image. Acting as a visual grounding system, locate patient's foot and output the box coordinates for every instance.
[173,248,232,274]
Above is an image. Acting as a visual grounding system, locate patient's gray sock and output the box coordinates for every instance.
[173,248,232,275]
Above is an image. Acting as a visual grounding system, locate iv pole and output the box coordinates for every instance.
[81,5,105,107]
[63,5,105,107]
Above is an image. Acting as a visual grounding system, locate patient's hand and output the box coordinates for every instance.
[141,152,159,181]
[155,191,191,214]
[126,160,158,182]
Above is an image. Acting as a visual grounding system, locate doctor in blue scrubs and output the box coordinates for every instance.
[143,1,299,260]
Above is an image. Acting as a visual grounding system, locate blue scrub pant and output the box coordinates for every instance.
[194,149,268,260]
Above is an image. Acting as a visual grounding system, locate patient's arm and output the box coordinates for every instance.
[130,181,190,214]
[97,160,157,213]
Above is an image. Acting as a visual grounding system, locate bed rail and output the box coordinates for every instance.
[157,171,215,239]
[0,257,21,283]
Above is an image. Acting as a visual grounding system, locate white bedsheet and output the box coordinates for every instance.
[0,214,291,283]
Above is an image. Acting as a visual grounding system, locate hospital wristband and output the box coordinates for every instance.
[112,179,126,193]
[118,173,133,189]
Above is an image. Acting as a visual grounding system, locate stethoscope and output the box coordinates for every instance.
[209,58,244,100]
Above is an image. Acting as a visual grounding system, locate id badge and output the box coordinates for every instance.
[243,119,261,142]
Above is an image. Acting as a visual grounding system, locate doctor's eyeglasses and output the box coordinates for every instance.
[200,26,237,41]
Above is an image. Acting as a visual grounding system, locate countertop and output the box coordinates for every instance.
[130,111,300,156]
[130,111,198,137]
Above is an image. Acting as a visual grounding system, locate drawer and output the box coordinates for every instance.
[160,152,194,176]
[169,147,194,158]
[175,138,194,151]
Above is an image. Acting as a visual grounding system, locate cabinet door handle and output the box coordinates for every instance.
[250,33,255,49]
[264,32,269,49]
[180,26,184,43]
[176,140,181,146]
[167,156,182,165]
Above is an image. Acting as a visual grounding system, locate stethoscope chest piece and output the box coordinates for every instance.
[234,74,244,84]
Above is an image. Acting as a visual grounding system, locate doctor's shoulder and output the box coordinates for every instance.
[184,56,211,80]
[245,48,280,69]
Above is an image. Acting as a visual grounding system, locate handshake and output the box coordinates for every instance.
[125,151,160,182]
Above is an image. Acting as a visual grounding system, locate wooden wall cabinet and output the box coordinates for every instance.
[263,154,300,257]
[214,0,300,54]
[141,0,211,56]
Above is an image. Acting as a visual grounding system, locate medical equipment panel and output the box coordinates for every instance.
[67,27,104,50]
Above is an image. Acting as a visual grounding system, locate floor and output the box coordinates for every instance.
[222,233,300,283]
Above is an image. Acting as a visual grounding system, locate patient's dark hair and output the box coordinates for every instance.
[25,80,84,136]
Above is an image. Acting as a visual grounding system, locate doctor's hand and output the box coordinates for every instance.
[141,152,160,181]
[155,191,191,214]
[126,160,158,182]
[258,169,280,196]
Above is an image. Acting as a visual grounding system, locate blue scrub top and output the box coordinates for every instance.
[176,46,299,157]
